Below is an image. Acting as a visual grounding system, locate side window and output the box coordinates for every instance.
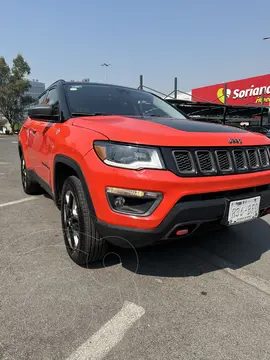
[33,92,48,105]
[46,88,59,117]
[46,88,58,105]
[38,92,48,104]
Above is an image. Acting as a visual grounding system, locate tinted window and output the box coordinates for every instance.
[65,84,187,119]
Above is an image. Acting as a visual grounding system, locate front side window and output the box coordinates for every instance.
[46,88,58,105]
[65,84,187,119]
[38,92,48,104]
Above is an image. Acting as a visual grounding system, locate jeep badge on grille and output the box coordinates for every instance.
[228,138,242,144]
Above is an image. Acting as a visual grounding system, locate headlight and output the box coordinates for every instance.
[93,141,165,170]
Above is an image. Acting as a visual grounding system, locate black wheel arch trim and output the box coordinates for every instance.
[53,154,97,218]
[18,141,23,156]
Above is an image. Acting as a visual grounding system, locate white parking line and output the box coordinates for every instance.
[12,141,18,144]
[67,301,145,360]
[0,162,9,165]
[195,247,270,296]
[0,197,39,208]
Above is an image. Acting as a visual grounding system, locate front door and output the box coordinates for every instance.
[29,120,55,185]
[28,87,59,186]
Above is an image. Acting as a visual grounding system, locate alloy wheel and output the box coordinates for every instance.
[63,190,80,250]
[21,159,27,189]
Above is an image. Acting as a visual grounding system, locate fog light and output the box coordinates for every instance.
[114,196,125,208]
[106,187,163,216]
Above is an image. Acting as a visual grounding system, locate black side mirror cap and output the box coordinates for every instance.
[28,104,58,121]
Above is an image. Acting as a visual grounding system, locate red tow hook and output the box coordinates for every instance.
[175,228,189,236]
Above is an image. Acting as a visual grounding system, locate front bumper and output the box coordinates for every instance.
[83,150,270,229]
[95,186,270,247]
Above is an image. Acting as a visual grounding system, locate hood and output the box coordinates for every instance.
[72,115,270,147]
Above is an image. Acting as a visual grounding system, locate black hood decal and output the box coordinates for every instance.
[128,116,247,133]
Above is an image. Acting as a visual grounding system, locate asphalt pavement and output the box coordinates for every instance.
[1,135,270,360]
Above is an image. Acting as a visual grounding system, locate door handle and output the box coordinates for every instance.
[30,129,37,134]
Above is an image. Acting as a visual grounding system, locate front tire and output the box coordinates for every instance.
[61,175,108,265]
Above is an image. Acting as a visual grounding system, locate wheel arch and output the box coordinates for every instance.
[53,155,96,217]
[18,141,30,167]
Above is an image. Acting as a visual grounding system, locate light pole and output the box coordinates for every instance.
[101,63,111,82]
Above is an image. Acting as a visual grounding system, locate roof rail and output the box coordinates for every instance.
[48,79,66,87]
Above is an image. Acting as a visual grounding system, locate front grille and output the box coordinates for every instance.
[171,146,270,177]
[247,149,259,168]
[233,150,247,170]
[196,151,214,173]
[173,151,194,173]
[258,148,269,167]
[216,150,232,171]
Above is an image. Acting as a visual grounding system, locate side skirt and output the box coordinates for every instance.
[28,169,56,203]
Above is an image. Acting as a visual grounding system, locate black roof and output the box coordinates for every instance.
[65,81,145,92]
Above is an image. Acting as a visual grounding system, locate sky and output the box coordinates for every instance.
[1,0,270,95]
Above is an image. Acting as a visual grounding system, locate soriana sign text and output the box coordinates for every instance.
[192,74,270,106]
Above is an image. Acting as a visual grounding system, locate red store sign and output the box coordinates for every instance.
[192,74,270,106]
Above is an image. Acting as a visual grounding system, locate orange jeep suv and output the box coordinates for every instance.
[18,80,270,265]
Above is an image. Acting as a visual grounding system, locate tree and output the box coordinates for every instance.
[0,54,33,132]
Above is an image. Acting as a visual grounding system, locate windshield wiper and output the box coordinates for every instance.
[71,112,113,117]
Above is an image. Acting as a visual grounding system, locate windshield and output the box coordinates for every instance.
[65,83,187,119]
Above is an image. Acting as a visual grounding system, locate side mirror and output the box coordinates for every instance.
[28,104,58,121]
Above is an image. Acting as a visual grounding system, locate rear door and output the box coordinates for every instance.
[28,87,60,185]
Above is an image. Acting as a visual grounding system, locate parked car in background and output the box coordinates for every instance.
[18,80,270,266]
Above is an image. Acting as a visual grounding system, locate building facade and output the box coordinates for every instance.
[26,80,46,100]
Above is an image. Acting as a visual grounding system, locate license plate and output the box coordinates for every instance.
[228,196,261,225]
